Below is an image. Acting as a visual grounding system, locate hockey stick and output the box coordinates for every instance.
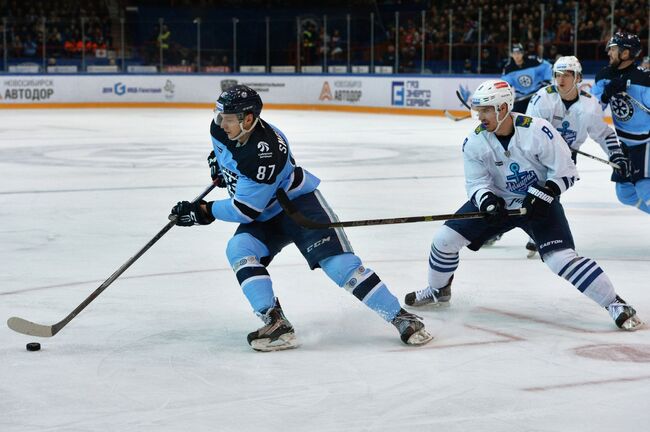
[442,90,474,121]
[574,149,620,169]
[277,189,526,229]
[444,110,472,122]
[441,91,472,122]
[7,180,220,338]
[456,90,472,110]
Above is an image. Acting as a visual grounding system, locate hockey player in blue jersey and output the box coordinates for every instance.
[169,85,432,351]
[592,32,650,214]
[502,43,552,113]
[404,79,642,332]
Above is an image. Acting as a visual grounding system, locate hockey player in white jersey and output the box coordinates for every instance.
[527,56,630,173]
[523,56,631,257]
[404,79,642,331]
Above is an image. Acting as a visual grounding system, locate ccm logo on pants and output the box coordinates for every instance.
[307,236,331,252]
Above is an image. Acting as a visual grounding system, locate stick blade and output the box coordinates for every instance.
[7,317,54,337]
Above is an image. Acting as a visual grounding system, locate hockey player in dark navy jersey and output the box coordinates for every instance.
[592,32,650,214]
[169,85,432,351]
[502,43,553,113]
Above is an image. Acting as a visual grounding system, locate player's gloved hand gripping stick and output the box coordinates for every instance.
[7,180,221,338]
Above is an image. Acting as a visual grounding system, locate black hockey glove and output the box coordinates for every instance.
[169,200,215,226]
[601,77,626,104]
[522,184,556,221]
[479,192,509,227]
[609,151,631,182]
[207,150,226,187]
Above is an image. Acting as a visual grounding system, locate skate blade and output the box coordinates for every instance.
[414,301,451,308]
[406,298,451,308]
[620,315,644,331]
[406,329,433,346]
[250,333,298,352]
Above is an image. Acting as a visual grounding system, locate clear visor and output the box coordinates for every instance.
[214,110,223,126]
[214,101,224,125]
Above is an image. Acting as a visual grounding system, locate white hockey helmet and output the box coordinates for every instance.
[553,56,582,76]
[471,79,514,113]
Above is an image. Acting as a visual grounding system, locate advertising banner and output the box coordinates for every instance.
[0,74,608,117]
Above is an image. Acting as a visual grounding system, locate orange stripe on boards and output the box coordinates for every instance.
[0,102,615,122]
[0,102,213,109]
[0,102,458,117]
[266,103,455,117]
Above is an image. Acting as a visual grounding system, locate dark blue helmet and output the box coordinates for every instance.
[216,85,263,120]
[607,32,642,58]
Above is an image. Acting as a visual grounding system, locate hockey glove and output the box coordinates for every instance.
[169,200,216,226]
[479,192,509,227]
[522,184,556,221]
[601,77,627,104]
[609,151,631,182]
[207,150,226,187]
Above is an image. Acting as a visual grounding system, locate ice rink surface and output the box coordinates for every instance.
[1,108,649,431]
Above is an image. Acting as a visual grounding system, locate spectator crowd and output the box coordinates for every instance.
[2,0,112,62]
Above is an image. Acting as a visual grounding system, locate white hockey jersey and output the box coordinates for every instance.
[463,113,579,210]
[526,85,621,155]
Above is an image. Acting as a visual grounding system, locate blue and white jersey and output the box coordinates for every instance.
[209,118,320,223]
[502,58,552,101]
[463,114,579,210]
[526,85,621,155]
[592,64,650,148]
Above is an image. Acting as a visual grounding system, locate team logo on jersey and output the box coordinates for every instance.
[505,162,539,194]
[257,141,273,159]
[515,116,533,128]
[517,75,533,88]
[557,120,577,146]
[610,95,634,122]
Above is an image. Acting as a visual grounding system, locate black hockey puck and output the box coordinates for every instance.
[26,342,41,351]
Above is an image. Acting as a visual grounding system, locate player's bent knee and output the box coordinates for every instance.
[320,253,363,287]
[542,248,578,274]
[433,225,470,253]
[226,233,270,265]
[615,182,639,206]
[635,179,650,200]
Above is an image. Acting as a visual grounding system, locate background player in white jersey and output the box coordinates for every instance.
[169,85,432,351]
[523,56,631,256]
[404,79,642,331]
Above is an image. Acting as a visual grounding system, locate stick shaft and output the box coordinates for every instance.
[8,180,219,337]
[574,149,619,168]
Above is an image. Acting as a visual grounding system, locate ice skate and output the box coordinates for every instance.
[525,239,538,259]
[607,296,643,331]
[247,299,298,352]
[392,309,433,345]
[404,276,453,308]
